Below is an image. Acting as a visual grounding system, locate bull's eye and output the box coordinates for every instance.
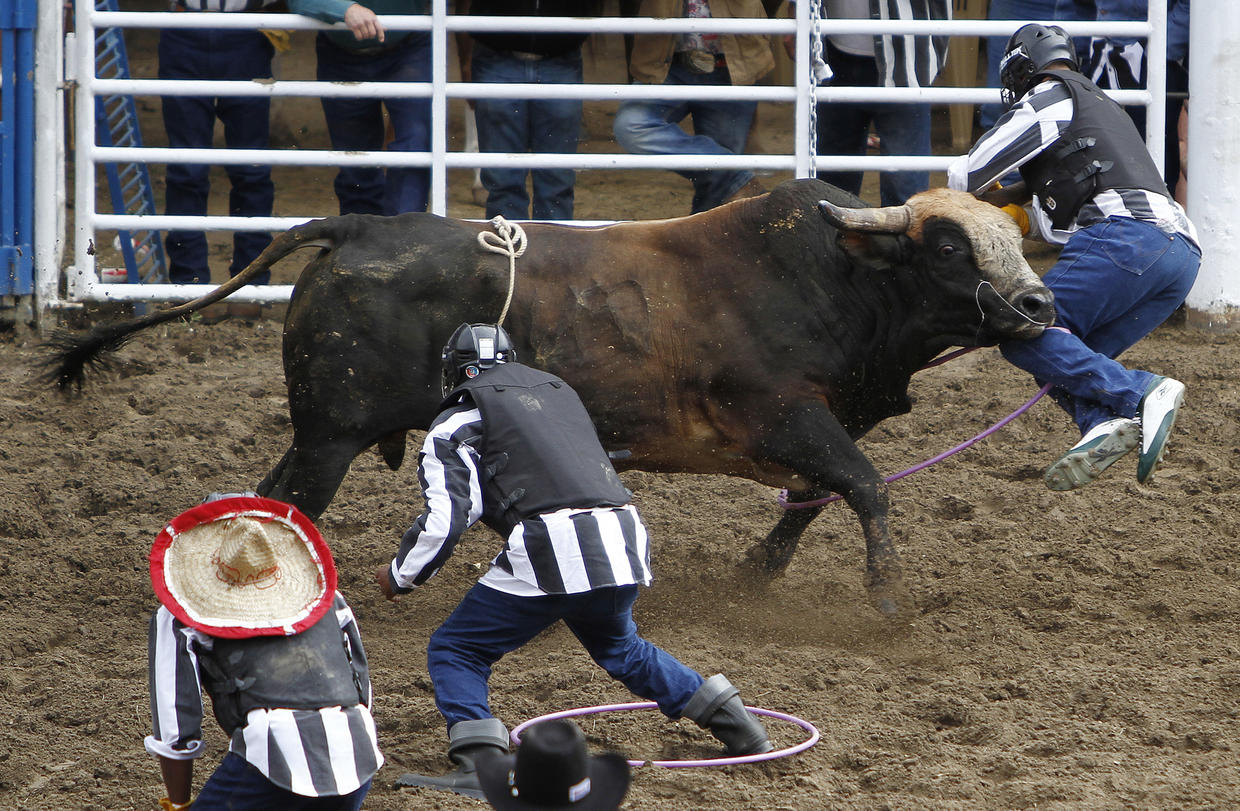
[938,243,957,259]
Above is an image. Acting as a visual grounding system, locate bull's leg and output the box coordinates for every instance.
[260,435,365,520]
[757,402,912,619]
[745,493,823,574]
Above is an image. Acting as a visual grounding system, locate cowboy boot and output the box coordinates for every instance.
[683,674,773,756]
[395,718,509,799]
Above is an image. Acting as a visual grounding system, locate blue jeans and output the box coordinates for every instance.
[472,44,583,221]
[815,42,931,206]
[427,583,705,729]
[981,0,1095,129]
[613,60,757,214]
[1000,217,1200,434]
[315,33,432,216]
[159,28,274,284]
[194,752,370,811]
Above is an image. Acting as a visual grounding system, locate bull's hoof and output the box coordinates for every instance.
[865,576,915,622]
[742,541,794,575]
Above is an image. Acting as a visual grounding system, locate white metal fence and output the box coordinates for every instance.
[47,1,1164,313]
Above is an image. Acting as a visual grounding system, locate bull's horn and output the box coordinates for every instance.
[817,199,912,233]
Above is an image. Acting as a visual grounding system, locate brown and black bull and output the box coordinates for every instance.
[48,179,1053,617]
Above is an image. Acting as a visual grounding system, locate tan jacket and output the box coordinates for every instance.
[627,0,776,87]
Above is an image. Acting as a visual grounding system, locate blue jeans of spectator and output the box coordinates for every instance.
[427,583,705,729]
[814,43,930,207]
[613,60,757,214]
[194,752,371,811]
[159,28,274,284]
[315,33,432,216]
[1000,217,1200,435]
[472,44,583,221]
[981,0,1095,130]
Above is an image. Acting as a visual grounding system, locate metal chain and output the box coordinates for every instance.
[806,0,832,178]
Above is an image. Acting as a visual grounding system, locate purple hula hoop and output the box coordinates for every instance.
[510,701,820,768]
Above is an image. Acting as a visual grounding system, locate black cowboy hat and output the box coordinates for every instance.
[476,719,630,811]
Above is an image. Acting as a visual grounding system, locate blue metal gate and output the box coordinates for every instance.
[1,0,36,298]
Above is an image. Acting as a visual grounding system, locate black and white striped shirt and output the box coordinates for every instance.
[947,78,1198,247]
[388,403,653,597]
[145,593,383,797]
[800,0,951,87]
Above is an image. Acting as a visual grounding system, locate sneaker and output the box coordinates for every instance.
[1137,376,1186,484]
[1044,417,1140,491]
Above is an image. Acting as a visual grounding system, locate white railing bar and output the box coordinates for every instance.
[90,78,1150,107]
[91,145,965,171]
[95,215,318,231]
[89,11,1151,40]
[76,279,297,303]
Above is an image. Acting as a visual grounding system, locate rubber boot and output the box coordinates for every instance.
[395,718,509,799]
[683,674,773,755]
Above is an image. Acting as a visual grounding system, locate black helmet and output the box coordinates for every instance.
[1000,23,1078,106]
[440,323,516,396]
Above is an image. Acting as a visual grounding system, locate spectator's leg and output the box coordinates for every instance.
[614,62,741,212]
[683,78,758,213]
[315,35,387,216]
[529,51,585,221]
[158,28,218,285]
[815,44,873,200]
[473,45,535,220]
[1163,60,1189,195]
[873,103,931,206]
[213,30,275,281]
[379,34,433,215]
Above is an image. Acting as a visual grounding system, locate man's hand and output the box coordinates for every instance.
[374,564,401,601]
[343,3,384,43]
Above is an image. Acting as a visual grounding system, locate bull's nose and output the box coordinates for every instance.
[1019,290,1056,325]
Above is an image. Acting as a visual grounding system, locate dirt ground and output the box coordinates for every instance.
[4,18,1240,811]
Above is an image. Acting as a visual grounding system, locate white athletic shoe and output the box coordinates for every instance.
[1044,417,1141,491]
[1137,376,1186,484]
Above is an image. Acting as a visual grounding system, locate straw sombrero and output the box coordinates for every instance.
[149,496,336,638]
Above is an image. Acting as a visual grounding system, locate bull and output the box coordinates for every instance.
[48,179,1053,617]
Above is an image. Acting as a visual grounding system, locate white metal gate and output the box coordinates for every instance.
[45,2,1162,315]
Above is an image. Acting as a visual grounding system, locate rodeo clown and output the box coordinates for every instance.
[145,494,382,811]
[377,323,773,798]
[948,23,1200,491]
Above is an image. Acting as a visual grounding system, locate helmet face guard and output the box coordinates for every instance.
[1000,24,1078,106]
[440,323,517,397]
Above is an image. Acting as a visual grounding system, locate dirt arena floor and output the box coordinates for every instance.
[4,19,1240,811]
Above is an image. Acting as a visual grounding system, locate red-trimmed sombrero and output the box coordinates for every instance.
[149,496,336,639]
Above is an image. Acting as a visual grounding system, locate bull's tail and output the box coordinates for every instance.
[41,219,338,391]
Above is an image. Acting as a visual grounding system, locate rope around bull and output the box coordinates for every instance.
[477,216,528,327]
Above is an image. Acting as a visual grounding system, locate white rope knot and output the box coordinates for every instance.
[477,216,528,327]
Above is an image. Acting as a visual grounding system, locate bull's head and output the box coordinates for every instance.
[818,188,1054,342]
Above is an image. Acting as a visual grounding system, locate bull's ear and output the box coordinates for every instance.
[836,230,904,270]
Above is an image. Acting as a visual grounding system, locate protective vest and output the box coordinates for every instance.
[197,610,368,736]
[1019,70,1168,230]
[448,364,631,534]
